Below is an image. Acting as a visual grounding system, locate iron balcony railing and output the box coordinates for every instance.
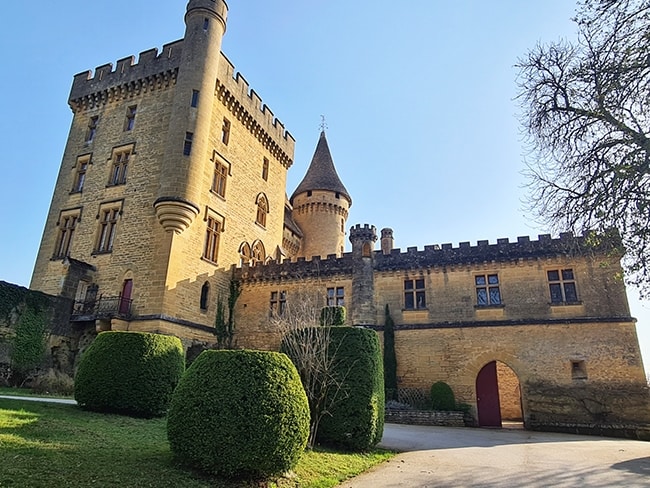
[71,295,133,321]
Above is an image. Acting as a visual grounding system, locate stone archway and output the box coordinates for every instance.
[476,360,523,427]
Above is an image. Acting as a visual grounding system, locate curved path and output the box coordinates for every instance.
[339,423,650,487]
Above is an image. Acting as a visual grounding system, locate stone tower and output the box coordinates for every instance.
[290,131,351,258]
[154,0,228,233]
[349,224,377,326]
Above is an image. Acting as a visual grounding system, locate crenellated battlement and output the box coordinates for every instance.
[69,40,184,111]
[67,41,295,167]
[234,230,622,283]
[216,53,295,167]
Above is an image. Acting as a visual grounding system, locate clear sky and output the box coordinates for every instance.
[0,1,647,375]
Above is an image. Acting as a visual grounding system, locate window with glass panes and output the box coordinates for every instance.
[54,212,79,258]
[327,287,344,306]
[404,278,426,309]
[475,274,501,306]
[96,207,119,253]
[270,290,286,316]
[203,216,221,263]
[547,269,578,303]
[109,148,130,186]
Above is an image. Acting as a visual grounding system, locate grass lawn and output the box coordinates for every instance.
[0,398,393,488]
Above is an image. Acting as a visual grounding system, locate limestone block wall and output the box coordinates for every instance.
[390,321,649,426]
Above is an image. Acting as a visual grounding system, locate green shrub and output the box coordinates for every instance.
[317,327,384,451]
[74,331,184,417]
[167,350,309,479]
[320,306,346,326]
[430,381,456,411]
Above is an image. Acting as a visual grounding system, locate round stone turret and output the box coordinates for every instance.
[155,0,228,233]
[291,131,351,258]
[381,228,394,255]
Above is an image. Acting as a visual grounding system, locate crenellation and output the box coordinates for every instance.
[518,236,530,243]
[69,40,184,105]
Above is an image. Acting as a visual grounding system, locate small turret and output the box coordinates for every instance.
[290,131,351,258]
[349,224,377,326]
[381,228,394,255]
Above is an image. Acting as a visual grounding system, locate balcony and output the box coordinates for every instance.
[71,295,133,322]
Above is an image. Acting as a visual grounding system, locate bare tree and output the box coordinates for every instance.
[272,289,348,448]
[517,0,650,295]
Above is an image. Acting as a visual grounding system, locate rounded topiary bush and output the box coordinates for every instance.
[430,381,456,411]
[167,350,309,479]
[74,331,184,417]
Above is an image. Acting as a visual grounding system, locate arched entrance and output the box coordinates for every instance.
[476,361,523,428]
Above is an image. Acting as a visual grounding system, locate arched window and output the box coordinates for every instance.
[239,242,251,266]
[256,193,268,227]
[200,281,210,311]
[251,240,266,266]
[362,242,372,257]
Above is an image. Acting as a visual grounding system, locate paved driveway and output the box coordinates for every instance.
[339,423,650,487]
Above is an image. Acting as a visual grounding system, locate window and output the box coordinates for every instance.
[256,194,268,227]
[404,278,426,309]
[475,274,501,306]
[548,269,578,304]
[239,242,251,266]
[86,116,98,142]
[270,290,286,316]
[124,105,137,131]
[191,90,199,108]
[183,132,193,156]
[53,211,80,258]
[327,287,345,306]
[212,159,228,197]
[203,17,209,31]
[571,360,587,379]
[72,156,90,193]
[95,206,120,253]
[200,282,210,311]
[262,158,269,181]
[251,241,265,265]
[203,216,222,264]
[108,146,132,186]
[221,118,231,145]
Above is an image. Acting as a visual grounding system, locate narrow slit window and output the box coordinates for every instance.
[183,132,193,156]
[221,118,231,145]
[124,105,137,131]
[191,90,199,108]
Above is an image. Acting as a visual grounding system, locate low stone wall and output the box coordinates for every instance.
[386,409,466,427]
[528,421,650,441]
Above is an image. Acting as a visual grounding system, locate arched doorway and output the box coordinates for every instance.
[476,361,523,428]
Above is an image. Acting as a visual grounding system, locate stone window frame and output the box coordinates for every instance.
[85,115,98,143]
[107,144,134,187]
[93,200,123,254]
[269,290,286,317]
[326,287,345,307]
[200,281,210,311]
[210,151,231,199]
[221,117,231,145]
[474,273,503,307]
[262,157,269,181]
[251,239,266,266]
[124,105,137,131]
[547,268,579,304]
[404,278,426,310]
[570,358,588,380]
[202,207,225,265]
[255,193,269,228]
[239,241,252,266]
[71,153,92,194]
[183,132,193,156]
[190,89,200,108]
[53,207,82,259]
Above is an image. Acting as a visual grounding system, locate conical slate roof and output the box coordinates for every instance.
[290,131,351,205]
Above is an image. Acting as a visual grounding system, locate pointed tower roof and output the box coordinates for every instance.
[290,131,352,205]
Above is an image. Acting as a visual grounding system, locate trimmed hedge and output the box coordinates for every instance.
[317,327,384,451]
[430,381,456,411]
[320,306,346,326]
[74,331,184,417]
[167,350,309,479]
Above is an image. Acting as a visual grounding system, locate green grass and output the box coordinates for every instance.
[0,398,393,488]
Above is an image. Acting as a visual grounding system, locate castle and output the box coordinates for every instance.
[30,0,649,434]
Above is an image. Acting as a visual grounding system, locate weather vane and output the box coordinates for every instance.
[319,115,328,132]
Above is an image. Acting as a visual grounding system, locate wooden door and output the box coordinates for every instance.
[476,361,502,427]
[119,279,133,314]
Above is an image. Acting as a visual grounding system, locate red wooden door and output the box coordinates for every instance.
[119,279,133,314]
[476,361,502,427]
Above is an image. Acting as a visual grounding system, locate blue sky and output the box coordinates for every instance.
[0,1,647,374]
